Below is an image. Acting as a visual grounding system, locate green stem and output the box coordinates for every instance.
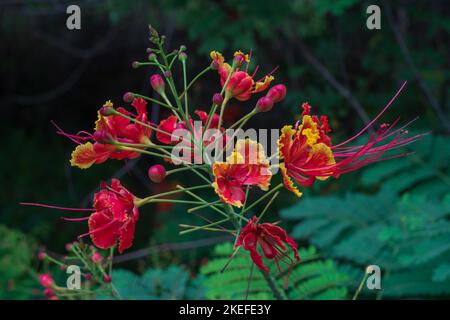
[179,217,230,235]
[241,184,283,215]
[352,271,369,300]
[260,270,288,300]
[179,66,211,99]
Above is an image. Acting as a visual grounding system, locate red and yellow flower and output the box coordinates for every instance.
[279,102,425,197]
[212,139,272,207]
[67,98,152,169]
[210,51,274,101]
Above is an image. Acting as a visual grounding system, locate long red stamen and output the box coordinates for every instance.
[20,202,94,212]
[334,81,408,148]
[77,220,117,239]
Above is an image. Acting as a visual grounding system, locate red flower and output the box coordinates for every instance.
[210,51,275,101]
[279,83,426,197]
[235,217,300,284]
[22,179,140,254]
[56,98,152,169]
[84,179,139,253]
[212,139,272,207]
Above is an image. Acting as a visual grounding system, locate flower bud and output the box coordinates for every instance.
[65,242,74,252]
[179,45,187,52]
[266,84,287,103]
[44,288,54,298]
[210,60,220,70]
[103,275,112,283]
[178,52,187,62]
[93,130,113,144]
[85,273,92,281]
[99,106,114,117]
[131,61,140,69]
[37,251,46,260]
[233,52,246,67]
[164,70,172,78]
[256,96,274,113]
[39,274,54,288]
[150,74,165,94]
[91,252,103,264]
[148,53,157,61]
[212,93,224,105]
[148,164,166,183]
[123,92,134,103]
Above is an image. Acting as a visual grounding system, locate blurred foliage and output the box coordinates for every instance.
[1,0,448,299]
[201,243,349,299]
[0,225,37,299]
[280,134,450,298]
[104,265,204,300]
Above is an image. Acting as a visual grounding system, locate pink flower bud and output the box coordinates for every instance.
[212,93,224,105]
[103,275,112,283]
[164,70,172,78]
[85,273,92,281]
[99,105,114,117]
[256,96,274,113]
[39,274,54,288]
[91,252,103,264]
[148,164,166,183]
[150,74,165,94]
[266,84,287,103]
[44,288,54,298]
[37,251,46,260]
[123,92,134,103]
[65,243,73,252]
[148,53,157,61]
[233,53,246,67]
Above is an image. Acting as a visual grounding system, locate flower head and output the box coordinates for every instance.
[61,98,152,169]
[212,139,272,207]
[235,217,300,285]
[85,179,139,253]
[210,51,275,101]
[279,83,426,197]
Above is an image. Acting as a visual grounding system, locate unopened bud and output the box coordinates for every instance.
[148,53,157,61]
[212,93,224,105]
[131,61,140,69]
[164,70,172,78]
[37,251,46,260]
[123,92,134,103]
[266,84,287,103]
[91,252,103,264]
[178,52,187,62]
[44,288,54,298]
[85,273,92,281]
[39,274,54,288]
[150,74,165,94]
[103,275,112,283]
[148,164,166,183]
[99,106,114,117]
[256,96,274,113]
[179,45,187,52]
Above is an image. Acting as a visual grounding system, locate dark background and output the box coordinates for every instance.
[1,0,449,299]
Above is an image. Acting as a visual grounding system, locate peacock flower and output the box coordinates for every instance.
[235,216,300,285]
[210,50,275,101]
[212,139,272,207]
[22,179,140,253]
[278,83,426,197]
[62,98,152,169]
[85,179,139,253]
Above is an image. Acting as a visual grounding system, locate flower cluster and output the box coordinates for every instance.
[24,27,425,299]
